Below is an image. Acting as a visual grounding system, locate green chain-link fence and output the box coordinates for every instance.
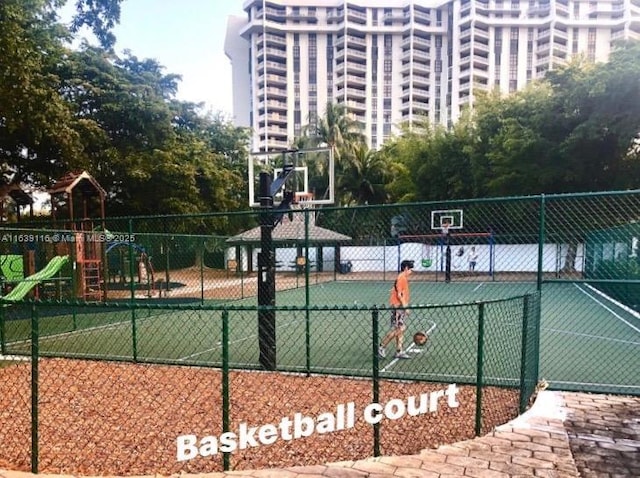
[1,189,639,474]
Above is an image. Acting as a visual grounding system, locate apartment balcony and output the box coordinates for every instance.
[345,99,366,112]
[338,86,366,99]
[327,8,344,22]
[412,61,430,75]
[262,99,288,111]
[553,29,569,42]
[402,48,429,61]
[257,33,287,47]
[383,11,405,22]
[288,9,319,22]
[460,28,472,41]
[259,46,287,59]
[409,10,431,25]
[473,54,489,68]
[259,73,287,87]
[265,126,288,138]
[345,73,366,86]
[528,5,551,17]
[258,60,287,74]
[336,35,364,49]
[402,36,431,50]
[537,42,551,56]
[346,8,367,24]
[259,112,288,125]
[261,6,287,23]
[258,86,287,100]
[345,61,367,74]
[412,87,430,100]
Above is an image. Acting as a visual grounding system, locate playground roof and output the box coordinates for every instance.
[48,170,106,198]
[0,183,33,206]
[226,216,351,246]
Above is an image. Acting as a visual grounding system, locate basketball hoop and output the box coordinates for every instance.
[294,192,315,208]
[441,223,451,236]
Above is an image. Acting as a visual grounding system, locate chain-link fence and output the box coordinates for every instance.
[0,295,537,475]
[1,189,640,474]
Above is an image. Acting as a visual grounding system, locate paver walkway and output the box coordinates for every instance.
[1,391,638,478]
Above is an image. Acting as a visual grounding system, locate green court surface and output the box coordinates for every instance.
[1,280,638,394]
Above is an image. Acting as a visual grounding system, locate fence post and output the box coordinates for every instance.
[519,295,531,413]
[129,219,138,361]
[30,303,39,473]
[474,302,485,436]
[537,194,546,291]
[372,307,380,457]
[305,210,311,376]
[0,303,6,355]
[222,309,230,471]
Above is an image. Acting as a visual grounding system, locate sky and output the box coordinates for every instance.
[61,0,244,116]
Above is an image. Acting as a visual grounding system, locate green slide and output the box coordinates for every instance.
[0,255,24,282]
[2,255,70,302]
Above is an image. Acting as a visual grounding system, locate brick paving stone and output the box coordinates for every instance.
[444,455,489,469]
[350,460,396,475]
[491,431,532,442]
[377,456,423,469]
[392,467,439,478]
[433,445,469,457]
[321,468,369,478]
[511,455,556,469]
[462,467,509,478]
[419,461,466,475]
[466,449,512,463]
[491,443,536,456]
[532,436,572,448]
[416,450,446,463]
[249,470,299,478]
[508,441,549,454]
[488,460,538,475]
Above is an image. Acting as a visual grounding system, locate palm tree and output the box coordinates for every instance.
[302,102,367,204]
[306,102,365,161]
[338,143,390,206]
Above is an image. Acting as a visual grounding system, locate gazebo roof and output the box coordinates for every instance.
[226,216,351,245]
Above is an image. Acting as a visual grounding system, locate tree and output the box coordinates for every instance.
[337,144,390,205]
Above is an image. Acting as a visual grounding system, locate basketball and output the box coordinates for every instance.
[413,331,428,346]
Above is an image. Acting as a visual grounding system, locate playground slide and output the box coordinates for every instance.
[1,255,70,302]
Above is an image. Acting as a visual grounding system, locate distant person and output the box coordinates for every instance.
[378,259,414,360]
[468,246,478,272]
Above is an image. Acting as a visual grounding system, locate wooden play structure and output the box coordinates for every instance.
[48,171,107,301]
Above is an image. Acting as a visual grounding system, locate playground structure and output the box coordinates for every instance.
[0,171,156,301]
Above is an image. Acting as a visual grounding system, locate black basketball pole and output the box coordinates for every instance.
[258,172,276,370]
[444,227,452,283]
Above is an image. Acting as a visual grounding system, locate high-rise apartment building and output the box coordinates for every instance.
[224,0,640,151]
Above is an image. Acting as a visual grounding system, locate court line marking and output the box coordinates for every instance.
[543,327,640,346]
[6,310,174,347]
[573,283,640,335]
[381,321,437,373]
[176,315,306,361]
[473,283,485,292]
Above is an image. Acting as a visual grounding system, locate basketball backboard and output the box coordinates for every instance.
[431,209,464,231]
[248,147,334,207]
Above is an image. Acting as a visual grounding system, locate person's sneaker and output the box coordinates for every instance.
[378,346,386,358]
[394,351,411,359]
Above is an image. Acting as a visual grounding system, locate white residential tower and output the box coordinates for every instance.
[224,0,640,151]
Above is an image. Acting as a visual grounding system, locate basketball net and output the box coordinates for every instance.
[441,223,451,236]
[290,192,315,223]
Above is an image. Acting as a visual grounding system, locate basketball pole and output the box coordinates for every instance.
[257,158,296,371]
[258,172,276,371]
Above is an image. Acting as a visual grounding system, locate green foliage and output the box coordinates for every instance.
[0,0,250,227]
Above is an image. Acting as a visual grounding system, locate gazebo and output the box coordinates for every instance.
[226,214,352,273]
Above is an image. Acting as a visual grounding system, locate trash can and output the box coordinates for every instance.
[339,261,352,274]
